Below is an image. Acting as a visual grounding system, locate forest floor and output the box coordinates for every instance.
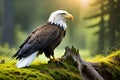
[0,50,120,80]
[0,58,81,80]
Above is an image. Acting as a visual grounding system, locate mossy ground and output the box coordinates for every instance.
[0,50,120,80]
[0,58,81,80]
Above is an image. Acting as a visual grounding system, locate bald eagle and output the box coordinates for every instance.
[12,10,73,68]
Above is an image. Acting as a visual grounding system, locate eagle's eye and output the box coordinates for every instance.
[61,13,66,15]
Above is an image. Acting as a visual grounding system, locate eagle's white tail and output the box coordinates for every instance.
[16,51,38,68]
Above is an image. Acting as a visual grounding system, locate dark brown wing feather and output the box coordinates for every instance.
[19,27,40,48]
[13,23,59,59]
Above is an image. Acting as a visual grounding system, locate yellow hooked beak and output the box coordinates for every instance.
[64,13,73,20]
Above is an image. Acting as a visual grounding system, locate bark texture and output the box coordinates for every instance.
[62,46,104,80]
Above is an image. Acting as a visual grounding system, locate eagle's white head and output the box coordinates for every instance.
[48,10,73,30]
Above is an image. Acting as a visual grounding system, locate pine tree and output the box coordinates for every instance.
[84,0,108,54]
[85,0,120,54]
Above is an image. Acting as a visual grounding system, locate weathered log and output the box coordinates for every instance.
[62,46,104,80]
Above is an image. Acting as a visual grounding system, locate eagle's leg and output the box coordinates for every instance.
[49,56,53,61]
[52,55,58,62]
[50,55,57,62]
[47,51,59,63]
[51,55,64,66]
[52,55,55,60]
[48,55,59,63]
[48,55,64,66]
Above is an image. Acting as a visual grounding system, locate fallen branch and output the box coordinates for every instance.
[62,46,104,80]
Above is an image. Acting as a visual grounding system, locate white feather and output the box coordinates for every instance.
[16,51,38,68]
[48,10,67,30]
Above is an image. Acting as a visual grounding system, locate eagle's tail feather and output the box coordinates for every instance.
[11,50,20,59]
[16,51,38,68]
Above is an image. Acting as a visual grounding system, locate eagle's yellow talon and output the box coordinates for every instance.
[49,56,60,63]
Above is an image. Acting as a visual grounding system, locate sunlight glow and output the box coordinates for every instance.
[80,0,89,7]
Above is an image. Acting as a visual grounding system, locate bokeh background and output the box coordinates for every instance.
[0,0,120,61]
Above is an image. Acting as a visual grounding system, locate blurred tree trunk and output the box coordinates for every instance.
[116,0,120,44]
[84,0,107,54]
[97,1,105,54]
[1,0,14,46]
[108,0,117,47]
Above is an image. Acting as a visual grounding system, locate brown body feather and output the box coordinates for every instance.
[13,22,66,59]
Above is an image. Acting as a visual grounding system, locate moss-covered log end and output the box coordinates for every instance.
[92,50,120,80]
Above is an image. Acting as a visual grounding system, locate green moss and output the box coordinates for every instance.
[49,69,81,80]
[1,47,120,80]
[0,57,81,80]
[91,50,120,80]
